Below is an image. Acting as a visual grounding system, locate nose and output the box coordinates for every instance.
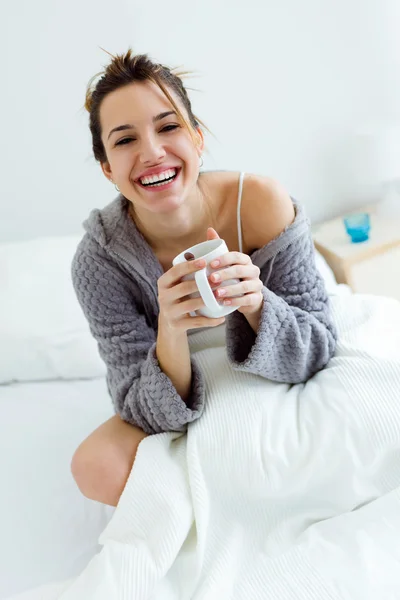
[138,132,166,165]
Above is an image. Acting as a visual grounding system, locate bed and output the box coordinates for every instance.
[0,234,348,599]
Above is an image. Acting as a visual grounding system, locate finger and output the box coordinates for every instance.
[184,315,226,329]
[219,291,263,308]
[209,263,260,284]
[170,278,201,301]
[160,258,206,288]
[206,227,220,241]
[209,251,252,270]
[174,314,225,334]
[172,294,229,320]
[171,296,208,318]
[214,279,263,299]
[159,278,202,305]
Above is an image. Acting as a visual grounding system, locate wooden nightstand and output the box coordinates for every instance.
[312,205,400,301]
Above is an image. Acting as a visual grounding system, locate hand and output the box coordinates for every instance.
[206,228,263,316]
[157,255,226,334]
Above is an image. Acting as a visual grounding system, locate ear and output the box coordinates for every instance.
[207,227,220,241]
[100,161,113,183]
[195,127,205,155]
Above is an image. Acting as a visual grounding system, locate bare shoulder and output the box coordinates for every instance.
[198,170,295,252]
[240,173,295,250]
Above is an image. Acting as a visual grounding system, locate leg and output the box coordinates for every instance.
[71,414,148,507]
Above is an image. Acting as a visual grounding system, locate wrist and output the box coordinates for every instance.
[158,313,187,343]
[243,297,263,333]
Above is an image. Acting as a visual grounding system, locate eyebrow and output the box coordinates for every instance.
[107,111,177,141]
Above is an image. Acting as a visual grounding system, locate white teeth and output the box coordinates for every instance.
[140,168,177,186]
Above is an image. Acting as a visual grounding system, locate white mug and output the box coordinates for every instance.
[172,239,243,319]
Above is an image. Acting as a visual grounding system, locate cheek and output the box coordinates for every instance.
[173,132,199,161]
[116,153,136,177]
[179,143,200,173]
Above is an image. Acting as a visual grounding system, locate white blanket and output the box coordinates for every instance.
[11,293,400,600]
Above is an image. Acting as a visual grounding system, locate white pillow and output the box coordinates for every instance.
[0,235,106,383]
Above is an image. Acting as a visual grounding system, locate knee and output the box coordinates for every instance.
[71,439,132,507]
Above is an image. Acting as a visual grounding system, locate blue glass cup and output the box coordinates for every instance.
[343,213,371,243]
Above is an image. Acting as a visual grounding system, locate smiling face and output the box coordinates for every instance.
[99,80,204,215]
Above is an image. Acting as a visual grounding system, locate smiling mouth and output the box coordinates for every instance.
[137,167,180,188]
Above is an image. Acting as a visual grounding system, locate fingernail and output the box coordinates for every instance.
[211,273,221,282]
[211,260,220,267]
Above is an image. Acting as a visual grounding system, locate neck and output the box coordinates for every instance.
[129,179,214,256]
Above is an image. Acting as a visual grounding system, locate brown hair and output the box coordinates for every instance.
[84,47,208,164]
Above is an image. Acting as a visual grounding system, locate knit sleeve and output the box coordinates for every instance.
[71,236,205,434]
[225,228,337,383]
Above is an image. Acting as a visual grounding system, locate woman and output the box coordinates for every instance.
[71,49,337,507]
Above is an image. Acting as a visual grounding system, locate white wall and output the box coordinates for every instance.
[1,0,398,241]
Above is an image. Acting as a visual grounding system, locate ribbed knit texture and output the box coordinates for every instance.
[71,193,337,434]
[41,293,400,599]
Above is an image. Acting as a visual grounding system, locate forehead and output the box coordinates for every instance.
[100,81,184,137]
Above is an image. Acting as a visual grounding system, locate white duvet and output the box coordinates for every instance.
[10,293,400,600]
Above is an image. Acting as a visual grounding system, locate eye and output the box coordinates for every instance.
[115,137,135,146]
[160,124,180,133]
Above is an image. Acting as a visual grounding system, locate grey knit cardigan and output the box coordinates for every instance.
[71,193,337,434]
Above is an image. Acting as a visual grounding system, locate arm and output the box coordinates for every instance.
[71,237,205,434]
[225,230,337,383]
[225,176,337,383]
[156,317,192,403]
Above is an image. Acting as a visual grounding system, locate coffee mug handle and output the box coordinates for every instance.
[194,268,223,314]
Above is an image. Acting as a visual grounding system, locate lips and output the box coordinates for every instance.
[135,167,181,190]
[135,166,180,183]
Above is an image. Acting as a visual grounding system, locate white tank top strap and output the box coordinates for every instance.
[236,171,245,253]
